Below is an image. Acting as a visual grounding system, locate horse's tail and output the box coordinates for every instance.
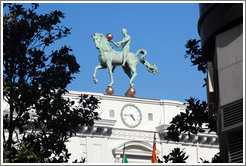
[136,49,160,75]
[135,49,147,58]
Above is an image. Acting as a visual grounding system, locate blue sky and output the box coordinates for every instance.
[7,2,207,102]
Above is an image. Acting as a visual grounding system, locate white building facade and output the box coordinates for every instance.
[65,91,219,163]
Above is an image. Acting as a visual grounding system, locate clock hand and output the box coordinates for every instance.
[130,114,136,121]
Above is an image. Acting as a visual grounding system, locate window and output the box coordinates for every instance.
[110,110,115,118]
[148,113,153,121]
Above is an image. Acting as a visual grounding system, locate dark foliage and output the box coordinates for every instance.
[73,157,86,163]
[211,153,224,163]
[185,39,206,74]
[185,39,207,87]
[158,148,189,163]
[165,97,217,142]
[3,3,100,163]
[200,153,224,163]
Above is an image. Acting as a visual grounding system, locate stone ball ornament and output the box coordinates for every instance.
[106,33,113,41]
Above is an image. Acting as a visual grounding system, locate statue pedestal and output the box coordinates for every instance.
[125,87,136,97]
[106,86,114,95]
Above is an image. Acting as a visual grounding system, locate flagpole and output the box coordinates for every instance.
[122,143,129,163]
[153,132,156,143]
[122,144,125,163]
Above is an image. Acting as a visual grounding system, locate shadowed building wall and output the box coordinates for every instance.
[198,3,243,163]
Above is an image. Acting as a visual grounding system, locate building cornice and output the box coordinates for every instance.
[65,90,187,107]
[76,121,218,148]
[77,119,116,136]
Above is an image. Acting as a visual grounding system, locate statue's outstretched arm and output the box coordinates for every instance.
[117,36,130,45]
[110,40,121,47]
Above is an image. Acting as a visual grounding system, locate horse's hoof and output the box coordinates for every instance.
[94,79,98,84]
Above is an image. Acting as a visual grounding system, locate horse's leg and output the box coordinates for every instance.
[122,66,132,79]
[93,65,105,84]
[128,65,137,87]
[112,66,116,73]
[107,62,114,87]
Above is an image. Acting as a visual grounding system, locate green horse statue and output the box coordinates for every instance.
[91,32,159,88]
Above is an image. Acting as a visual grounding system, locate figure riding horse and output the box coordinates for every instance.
[91,32,159,89]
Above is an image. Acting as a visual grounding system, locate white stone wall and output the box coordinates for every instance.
[66,136,86,162]
[2,90,219,163]
[65,91,219,163]
[198,145,220,162]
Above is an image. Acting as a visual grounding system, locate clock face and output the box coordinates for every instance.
[121,104,142,128]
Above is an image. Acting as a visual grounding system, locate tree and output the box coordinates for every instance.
[165,97,217,142]
[185,39,206,74]
[3,3,100,162]
[185,39,207,86]
[163,39,220,162]
[158,148,189,163]
[165,39,217,142]
[200,153,224,163]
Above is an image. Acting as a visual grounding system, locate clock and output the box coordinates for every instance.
[121,104,142,128]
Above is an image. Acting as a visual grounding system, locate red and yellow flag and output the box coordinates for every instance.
[151,133,158,163]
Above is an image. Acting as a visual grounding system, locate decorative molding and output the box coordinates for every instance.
[90,127,97,134]
[81,126,88,133]
[114,154,121,163]
[78,119,116,136]
[111,129,155,142]
[94,119,117,128]
[156,124,219,146]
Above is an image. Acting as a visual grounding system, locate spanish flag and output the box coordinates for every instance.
[151,133,158,163]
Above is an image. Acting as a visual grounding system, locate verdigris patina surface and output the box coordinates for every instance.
[91,28,159,90]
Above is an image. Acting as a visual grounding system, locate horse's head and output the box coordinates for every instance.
[91,33,113,51]
[91,33,100,49]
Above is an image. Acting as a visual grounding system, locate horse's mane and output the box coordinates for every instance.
[96,33,113,51]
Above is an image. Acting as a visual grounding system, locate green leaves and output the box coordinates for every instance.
[3,141,43,163]
[3,3,98,163]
